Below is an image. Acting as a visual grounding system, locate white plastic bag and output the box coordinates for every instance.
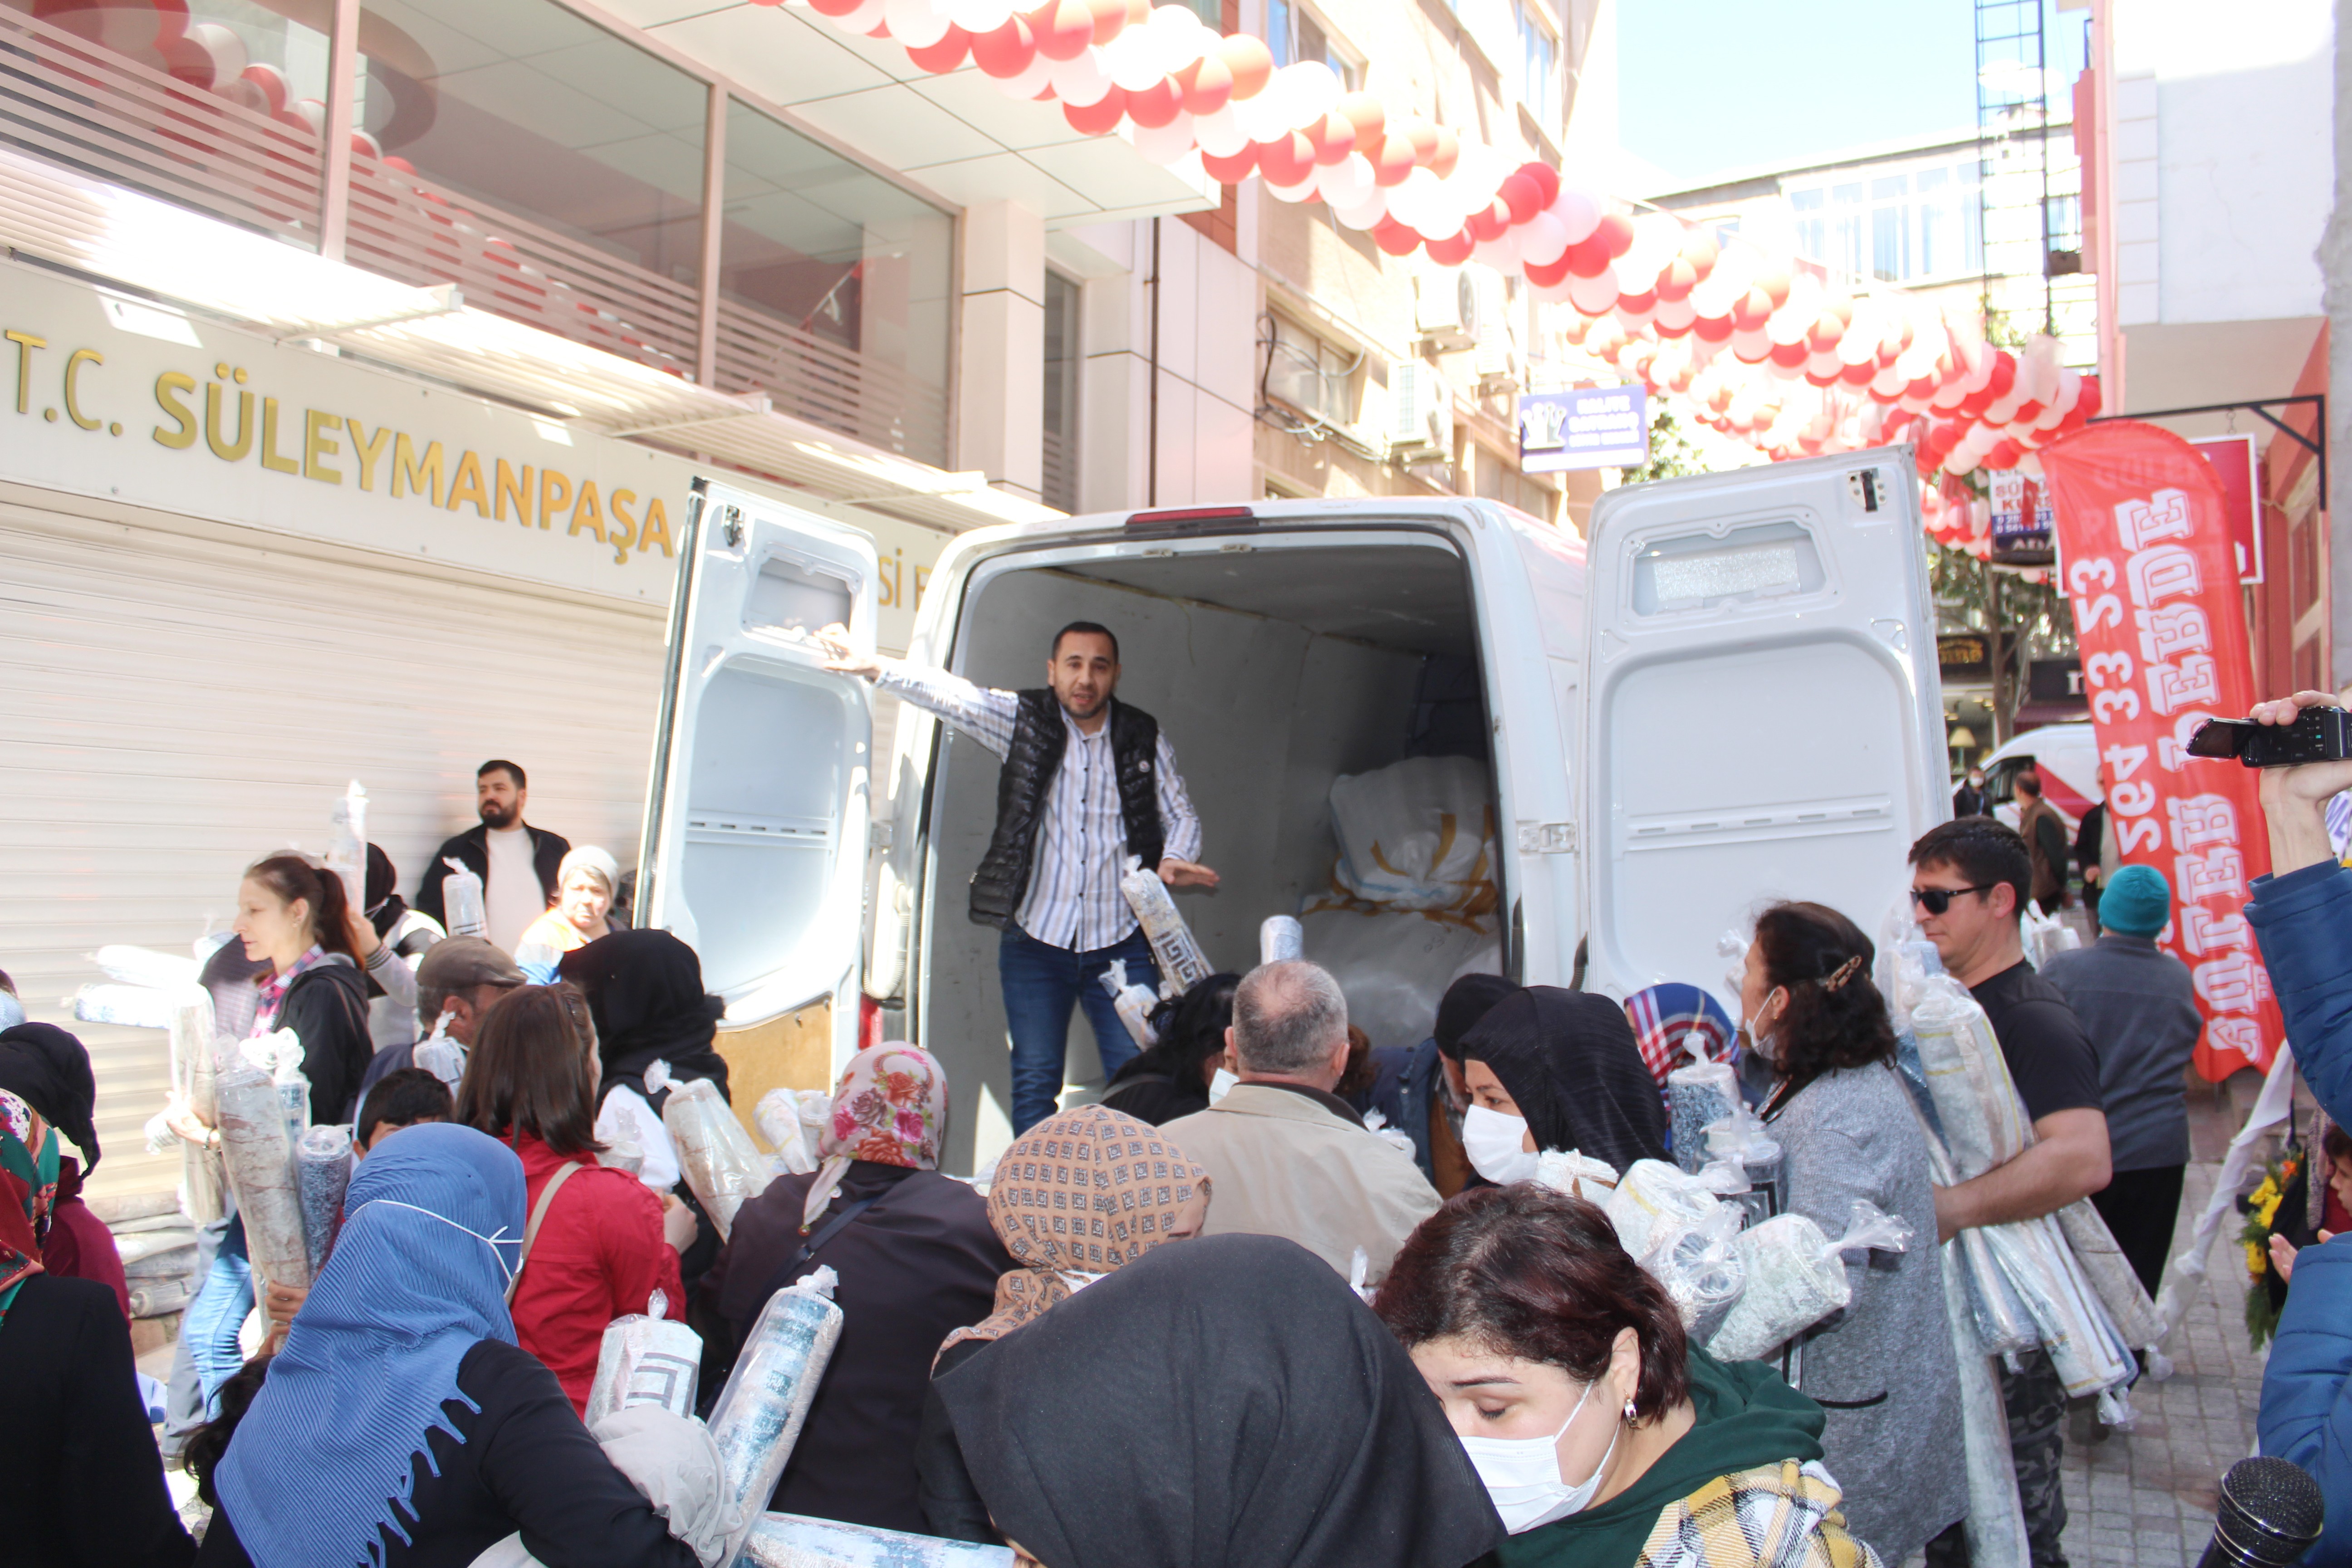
[1327,756,1497,914]
[1259,915,1303,965]
[1639,1201,1748,1342]
[1117,858,1213,994]
[662,1076,768,1242]
[1605,1160,1721,1261]
[441,856,487,939]
[1708,1200,1912,1362]
[1297,906,1497,1052]
[1534,1148,1619,1204]
[1098,959,1160,1048]
[326,780,368,916]
[754,1088,831,1176]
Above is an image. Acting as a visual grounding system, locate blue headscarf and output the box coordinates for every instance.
[217,1122,527,1568]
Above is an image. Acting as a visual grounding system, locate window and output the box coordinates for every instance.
[1268,0,1361,87]
[1786,159,1981,284]
[1870,175,1909,282]
[1264,314,1356,426]
[1042,271,1080,514]
[2044,192,2082,250]
[1517,2,1558,127]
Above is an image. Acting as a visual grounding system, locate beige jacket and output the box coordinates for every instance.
[1162,1084,1443,1281]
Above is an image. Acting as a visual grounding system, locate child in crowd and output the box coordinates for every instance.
[356,1067,455,1155]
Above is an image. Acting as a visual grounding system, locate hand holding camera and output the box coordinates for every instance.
[2223,690,2352,874]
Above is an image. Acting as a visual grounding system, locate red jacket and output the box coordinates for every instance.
[505,1131,684,1414]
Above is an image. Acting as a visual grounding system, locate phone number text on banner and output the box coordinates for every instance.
[2042,420,2283,1080]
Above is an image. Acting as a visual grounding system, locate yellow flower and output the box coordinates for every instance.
[2260,1195,2284,1229]
[2249,1240,2269,1280]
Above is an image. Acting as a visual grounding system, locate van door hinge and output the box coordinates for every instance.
[868,821,893,851]
[1515,821,1576,854]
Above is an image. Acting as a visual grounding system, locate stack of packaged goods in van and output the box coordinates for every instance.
[1298,756,1502,1051]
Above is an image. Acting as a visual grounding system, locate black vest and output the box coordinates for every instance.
[970,690,1165,930]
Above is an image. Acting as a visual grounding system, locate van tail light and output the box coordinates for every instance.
[1124,506,1257,536]
[859,992,885,1052]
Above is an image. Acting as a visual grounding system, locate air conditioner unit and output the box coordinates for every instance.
[1469,268,1519,387]
[1415,270,1476,351]
[1389,361,1454,460]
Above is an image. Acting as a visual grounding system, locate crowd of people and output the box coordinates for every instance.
[16,671,2352,1568]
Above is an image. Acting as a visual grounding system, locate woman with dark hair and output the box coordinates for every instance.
[456,984,694,1415]
[559,928,731,1200]
[1373,1184,1870,1568]
[937,1231,1505,1568]
[188,1123,704,1568]
[1099,971,1240,1125]
[176,853,377,1413]
[1456,987,1669,1181]
[1738,901,1965,1563]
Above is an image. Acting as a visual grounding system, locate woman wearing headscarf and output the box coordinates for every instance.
[1099,971,1239,1126]
[1457,987,1669,1182]
[0,1020,127,1318]
[934,1230,1504,1568]
[701,1043,1009,1533]
[1736,902,1965,1563]
[359,843,446,1052]
[456,985,695,1415]
[560,929,732,1201]
[917,1103,1212,1542]
[516,846,623,984]
[1375,1184,1872,1568]
[190,1122,704,1568]
[0,1086,194,1568]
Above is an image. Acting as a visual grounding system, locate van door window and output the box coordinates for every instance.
[1631,519,1826,615]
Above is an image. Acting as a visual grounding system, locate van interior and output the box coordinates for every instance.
[906,529,1499,1171]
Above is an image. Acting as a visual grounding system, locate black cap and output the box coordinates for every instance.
[0,1022,101,1171]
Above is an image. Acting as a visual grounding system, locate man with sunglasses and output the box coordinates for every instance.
[1909,817,2109,1568]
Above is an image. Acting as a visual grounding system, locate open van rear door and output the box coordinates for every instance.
[637,479,879,1030]
[1580,449,1945,1010]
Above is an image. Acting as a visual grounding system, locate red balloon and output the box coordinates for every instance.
[971,15,1037,78]
[1425,230,1475,266]
[1469,199,1510,243]
[1676,231,1717,276]
[1984,351,2017,399]
[1770,339,1809,368]
[1310,111,1356,165]
[1497,173,1541,225]
[1907,375,1939,403]
[1655,258,1697,302]
[1653,310,1692,338]
[1987,441,2021,470]
[1371,136,1416,186]
[1692,312,1734,343]
[1373,219,1423,257]
[1804,363,1843,388]
[1200,144,1257,182]
[1028,0,1095,59]
[1807,311,1843,353]
[907,24,971,71]
[1563,235,1613,278]
[1590,211,1634,259]
[1062,87,1127,134]
[1086,0,1127,44]
[1616,289,1656,315]
[1522,162,1561,209]
[1753,269,1791,308]
[1255,129,1315,188]
[1218,33,1272,98]
[1729,287,1773,332]
[1337,90,1385,143]
[1839,359,1877,387]
[807,0,861,15]
[1525,252,1573,287]
[2077,376,2103,420]
[1176,53,1232,114]
[1126,74,1184,127]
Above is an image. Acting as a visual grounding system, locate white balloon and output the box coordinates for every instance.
[1549,186,1600,246]
[1265,172,1319,203]
[1131,114,1197,164]
[1566,270,1619,316]
[1103,30,1166,93]
[1316,152,1375,210]
[947,0,1009,33]
[839,0,890,34]
[1282,61,1343,119]
[1194,103,1247,157]
[884,0,953,48]
[996,48,1057,99]
[1651,296,1697,332]
[1472,232,1521,274]
[1051,48,1113,106]
[1608,253,1661,299]
[1517,211,1568,267]
[1332,190,1389,230]
[1235,83,1293,142]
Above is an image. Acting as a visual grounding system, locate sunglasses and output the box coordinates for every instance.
[1909,884,1996,915]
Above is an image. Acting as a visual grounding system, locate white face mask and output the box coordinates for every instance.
[1209,1067,1239,1104]
[1460,1377,1619,1534]
[359,1199,523,1294]
[1462,1103,1540,1185]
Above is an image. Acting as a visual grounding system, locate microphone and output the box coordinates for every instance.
[2199,1457,2324,1568]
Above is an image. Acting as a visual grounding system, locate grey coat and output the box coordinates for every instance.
[1766,1060,1970,1563]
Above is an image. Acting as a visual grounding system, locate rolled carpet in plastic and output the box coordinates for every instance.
[735,1512,1012,1568]
[707,1269,844,1519]
[214,1065,310,1291]
[295,1124,353,1277]
[663,1077,769,1242]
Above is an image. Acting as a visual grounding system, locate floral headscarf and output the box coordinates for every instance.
[937,1103,1209,1362]
[800,1043,949,1229]
[0,1088,59,1327]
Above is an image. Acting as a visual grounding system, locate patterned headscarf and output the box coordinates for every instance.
[939,1104,1210,1362]
[0,1088,59,1328]
[800,1043,949,1229]
[1624,982,1738,1088]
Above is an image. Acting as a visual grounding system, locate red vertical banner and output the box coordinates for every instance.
[2042,421,2284,1081]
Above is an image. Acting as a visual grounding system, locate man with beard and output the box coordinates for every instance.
[416,760,571,951]
[821,620,1216,1133]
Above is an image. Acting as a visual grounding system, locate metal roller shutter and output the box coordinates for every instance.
[0,485,667,1201]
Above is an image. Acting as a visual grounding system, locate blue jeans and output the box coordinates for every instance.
[183,1213,253,1417]
[998,925,1156,1134]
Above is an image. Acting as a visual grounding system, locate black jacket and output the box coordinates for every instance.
[2075,801,2106,881]
[414,823,570,930]
[280,958,374,1124]
[970,692,1162,929]
[0,1273,194,1568]
[196,1339,697,1568]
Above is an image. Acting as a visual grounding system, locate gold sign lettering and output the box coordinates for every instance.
[302,409,342,484]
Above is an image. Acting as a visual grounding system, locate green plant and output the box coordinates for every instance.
[1625,403,1710,483]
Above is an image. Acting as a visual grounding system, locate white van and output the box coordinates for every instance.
[1980,720,2102,832]
[634,450,1950,1170]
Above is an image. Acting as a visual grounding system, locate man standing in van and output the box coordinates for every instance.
[818,620,1218,1133]
[1909,817,2111,1568]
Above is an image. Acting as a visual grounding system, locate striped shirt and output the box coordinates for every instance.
[879,663,1203,952]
